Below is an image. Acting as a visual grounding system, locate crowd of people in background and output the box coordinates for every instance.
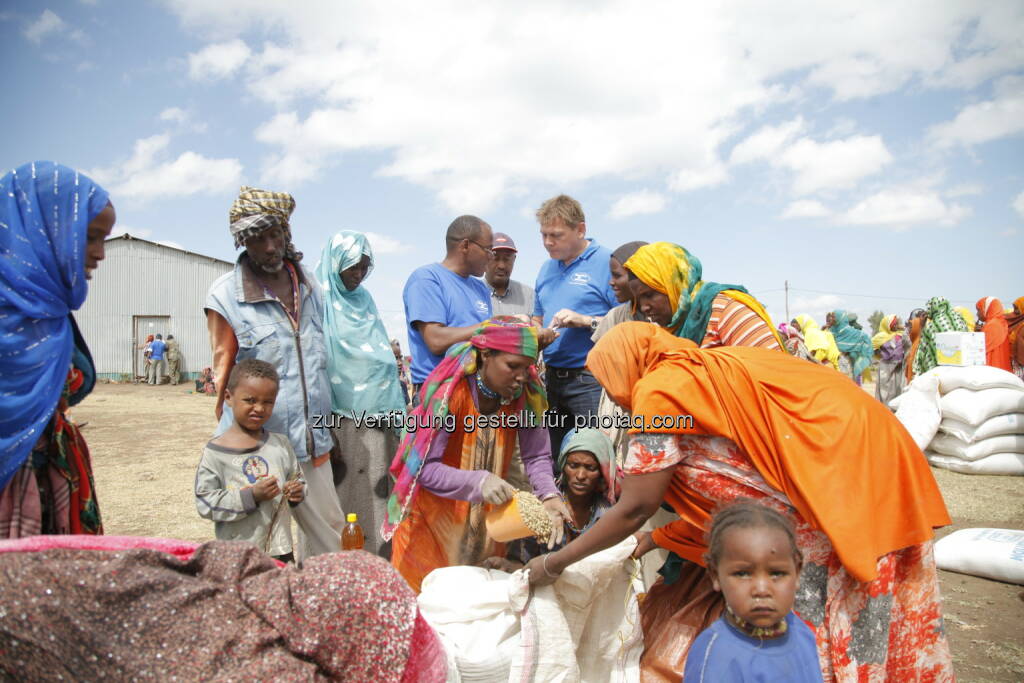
[5,160,1023,681]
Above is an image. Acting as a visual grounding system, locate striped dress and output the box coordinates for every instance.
[699,294,782,351]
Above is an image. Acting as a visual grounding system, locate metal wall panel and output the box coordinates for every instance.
[75,236,234,378]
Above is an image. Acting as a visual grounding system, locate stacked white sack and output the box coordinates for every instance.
[905,366,1024,475]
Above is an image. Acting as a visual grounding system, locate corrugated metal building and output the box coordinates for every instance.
[76,234,234,380]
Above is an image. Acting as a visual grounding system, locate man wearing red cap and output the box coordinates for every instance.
[486,232,535,318]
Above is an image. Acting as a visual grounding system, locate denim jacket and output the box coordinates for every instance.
[206,255,332,461]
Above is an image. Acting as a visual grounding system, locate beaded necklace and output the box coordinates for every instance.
[475,374,510,405]
[723,604,788,641]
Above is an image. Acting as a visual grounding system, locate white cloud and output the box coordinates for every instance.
[159,107,187,124]
[929,75,1024,148]
[781,199,832,219]
[163,1,1024,209]
[780,135,892,196]
[1001,227,1019,237]
[945,183,984,198]
[729,118,805,165]
[24,9,66,43]
[840,188,970,228]
[188,39,252,80]
[89,134,243,202]
[609,190,668,219]
[364,231,413,255]
[1011,190,1024,219]
[791,295,843,322]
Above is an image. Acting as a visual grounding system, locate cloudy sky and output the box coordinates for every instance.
[4,1,1022,346]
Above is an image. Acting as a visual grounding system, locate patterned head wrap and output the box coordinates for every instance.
[381,317,547,540]
[1,161,108,490]
[557,428,619,504]
[228,185,302,261]
[913,297,969,376]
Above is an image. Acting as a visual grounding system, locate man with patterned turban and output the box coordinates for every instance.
[204,186,345,559]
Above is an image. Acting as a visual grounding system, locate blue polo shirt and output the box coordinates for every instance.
[533,240,616,368]
[404,263,492,384]
[149,339,166,360]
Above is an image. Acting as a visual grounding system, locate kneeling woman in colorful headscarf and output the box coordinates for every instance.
[1,162,116,538]
[382,318,571,592]
[526,323,954,682]
[872,314,908,405]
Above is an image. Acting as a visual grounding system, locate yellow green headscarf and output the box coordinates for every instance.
[624,242,782,347]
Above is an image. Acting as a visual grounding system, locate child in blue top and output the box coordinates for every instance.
[684,500,823,683]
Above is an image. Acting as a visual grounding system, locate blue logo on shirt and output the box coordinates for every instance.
[242,455,270,483]
[569,272,591,285]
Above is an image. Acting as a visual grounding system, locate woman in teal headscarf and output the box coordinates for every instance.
[829,310,873,383]
[317,231,405,557]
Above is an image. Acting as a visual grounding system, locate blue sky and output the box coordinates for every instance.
[3,1,1022,348]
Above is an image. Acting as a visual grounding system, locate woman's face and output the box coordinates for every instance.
[85,202,116,280]
[480,350,532,399]
[562,450,604,500]
[609,257,631,303]
[825,312,836,328]
[340,254,371,291]
[629,277,673,326]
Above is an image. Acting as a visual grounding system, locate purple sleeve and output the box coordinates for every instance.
[518,426,559,499]
[416,429,488,502]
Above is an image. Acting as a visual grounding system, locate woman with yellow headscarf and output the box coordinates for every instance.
[623,242,783,350]
[872,314,908,404]
[793,314,841,370]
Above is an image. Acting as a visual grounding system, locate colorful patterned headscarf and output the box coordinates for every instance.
[913,297,969,376]
[228,185,302,262]
[316,231,404,418]
[831,310,873,377]
[381,317,547,540]
[0,161,108,490]
[557,427,619,505]
[624,242,781,347]
[953,306,976,330]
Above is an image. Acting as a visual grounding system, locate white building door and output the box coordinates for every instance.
[133,315,170,379]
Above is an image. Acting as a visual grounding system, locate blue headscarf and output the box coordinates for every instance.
[0,162,109,489]
[316,231,404,418]
[831,309,873,377]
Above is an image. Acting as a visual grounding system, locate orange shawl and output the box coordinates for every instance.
[587,322,949,583]
[904,317,923,382]
[1003,296,1024,366]
[977,297,1011,372]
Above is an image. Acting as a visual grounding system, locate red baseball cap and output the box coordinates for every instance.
[492,232,517,252]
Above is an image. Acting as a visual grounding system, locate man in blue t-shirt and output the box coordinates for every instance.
[148,334,166,385]
[403,216,495,391]
[531,195,617,455]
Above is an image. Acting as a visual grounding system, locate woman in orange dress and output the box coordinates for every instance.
[976,296,1012,372]
[526,322,954,682]
[1007,296,1024,379]
[383,318,570,592]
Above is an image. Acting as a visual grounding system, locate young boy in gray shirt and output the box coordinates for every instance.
[195,358,305,562]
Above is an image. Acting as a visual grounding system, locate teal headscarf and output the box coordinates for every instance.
[558,428,619,504]
[831,310,873,377]
[316,231,404,417]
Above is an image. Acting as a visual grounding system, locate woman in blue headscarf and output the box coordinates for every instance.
[0,161,116,537]
[828,310,873,383]
[316,231,405,557]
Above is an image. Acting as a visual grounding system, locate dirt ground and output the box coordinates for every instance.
[75,383,1023,681]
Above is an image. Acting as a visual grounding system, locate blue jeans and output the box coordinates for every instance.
[543,368,603,464]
